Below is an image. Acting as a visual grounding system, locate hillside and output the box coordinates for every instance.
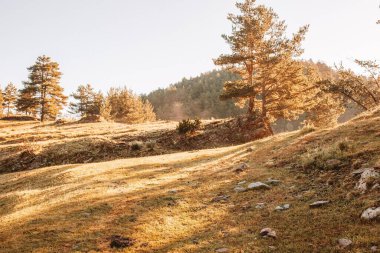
[0,109,379,252]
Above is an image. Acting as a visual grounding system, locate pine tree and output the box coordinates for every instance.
[16,85,38,116]
[69,84,101,116]
[0,87,4,116]
[3,83,18,116]
[104,87,156,123]
[23,55,67,121]
[214,0,310,127]
[319,60,380,111]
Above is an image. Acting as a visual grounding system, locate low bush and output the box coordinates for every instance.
[176,119,201,135]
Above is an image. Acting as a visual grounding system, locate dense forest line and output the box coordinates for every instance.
[145,60,361,132]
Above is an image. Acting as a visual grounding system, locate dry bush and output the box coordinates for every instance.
[176,119,201,135]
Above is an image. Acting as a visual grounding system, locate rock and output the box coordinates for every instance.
[212,194,230,203]
[215,248,229,252]
[268,245,277,250]
[255,203,265,209]
[259,228,277,238]
[355,168,379,192]
[234,186,246,193]
[109,235,134,248]
[352,168,366,175]
[371,246,378,252]
[237,180,247,185]
[168,189,178,194]
[338,238,352,248]
[361,207,380,220]
[247,182,271,190]
[275,204,290,211]
[309,200,330,208]
[246,147,253,152]
[234,163,248,173]
[266,179,281,186]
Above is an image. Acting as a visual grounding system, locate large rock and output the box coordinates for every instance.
[275,204,290,211]
[361,207,380,220]
[248,182,271,190]
[309,200,330,208]
[355,168,379,192]
[338,238,352,248]
[233,163,248,173]
[260,228,277,238]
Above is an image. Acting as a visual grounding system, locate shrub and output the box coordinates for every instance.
[146,140,156,151]
[176,119,201,135]
[129,141,143,151]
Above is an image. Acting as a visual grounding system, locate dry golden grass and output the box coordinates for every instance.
[0,111,379,252]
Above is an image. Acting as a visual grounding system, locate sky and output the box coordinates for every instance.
[0,0,379,95]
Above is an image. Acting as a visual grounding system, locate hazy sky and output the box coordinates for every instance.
[0,0,379,95]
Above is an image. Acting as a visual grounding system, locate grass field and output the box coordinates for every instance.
[0,110,379,252]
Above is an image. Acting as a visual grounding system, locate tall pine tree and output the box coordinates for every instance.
[0,87,4,116]
[22,55,67,121]
[214,0,311,127]
[3,83,18,116]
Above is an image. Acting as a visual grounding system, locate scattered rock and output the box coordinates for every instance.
[247,182,271,190]
[215,248,229,252]
[266,179,281,186]
[109,235,134,249]
[309,200,330,208]
[338,238,352,248]
[259,228,277,238]
[355,168,379,193]
[275,204,290,211]
[234,186,246,193]
[233,163,248,173]
[212,194,230,203]
[361,207,380,220]
[255,203,265,209]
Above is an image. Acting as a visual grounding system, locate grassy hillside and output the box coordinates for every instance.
[0,109,379,252]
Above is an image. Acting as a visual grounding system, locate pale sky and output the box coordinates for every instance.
[0,0,379,95]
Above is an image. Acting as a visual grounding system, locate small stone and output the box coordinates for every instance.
[275,204,290,211]
[361,207,380,220]
[260,228,276,238]
[268,246,277,250]
[371,246,378,252]
[266,179,281,186]
[168,189,178,194]
[234,186,246,193]
[237,180,247,185]
[255,203,265,209]
[109,235,134,249]
[352,168,366,175]
[338,238,352,248]
[309,200,330,208]
[212,194,230,203]
[355,168,379,192]
[246,147,253,152]
[215,248,229,252]
[234,163,248,173]
[248,182,271,190]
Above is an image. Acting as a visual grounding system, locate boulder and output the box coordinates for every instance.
[338,238,352,248]
[361,207,380,220]
[248,182,271,190]
[275,204,290,211]
[234,186,246,193]
[260,228,277,238]
[309,200,330,208]
[234,163,248,173]
[355,168,379,192]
